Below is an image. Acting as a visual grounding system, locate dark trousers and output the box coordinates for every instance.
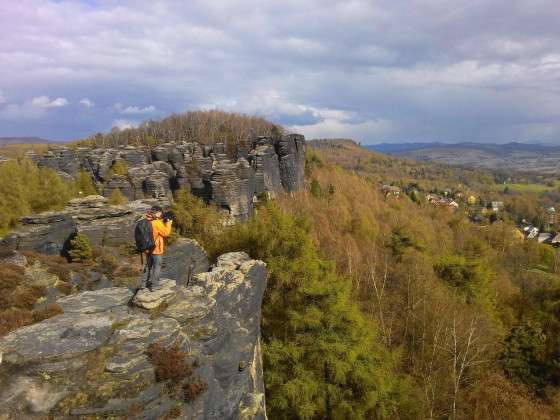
[141,253,162,289]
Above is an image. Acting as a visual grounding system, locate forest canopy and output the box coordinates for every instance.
[76,110,284,152]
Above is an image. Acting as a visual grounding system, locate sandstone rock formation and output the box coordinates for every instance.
[0,244,268,419]
[0,195,172,254]
[29,135,306,222]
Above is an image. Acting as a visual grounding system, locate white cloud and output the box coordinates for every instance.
[79,98,94,108]
[0,94,69,120]
[31,96,69,108]
[111,119,139,130]
[1,0,560,141]
[114,102,156,115]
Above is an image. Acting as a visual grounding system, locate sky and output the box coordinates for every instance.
[0,0,559,143]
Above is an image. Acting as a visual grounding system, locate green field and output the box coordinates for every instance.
[496,180,560,193]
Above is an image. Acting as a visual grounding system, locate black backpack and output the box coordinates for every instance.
[134,219,155,260]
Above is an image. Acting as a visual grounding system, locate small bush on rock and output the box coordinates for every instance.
[183,379,207,402]
[74,170,97,196]
[108,160,129,176]
[107,188,127,205]
[146,342,194,383]
[172,190,222,244]
[68,233,93,263]
[146,341,207,403]
[32,304,64,322]
[0,262,63,336]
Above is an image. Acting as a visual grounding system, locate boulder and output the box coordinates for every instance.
[162,238,209,285]
[0,213,76,255]
[0,312,114,364]
[57,288,133,313]
[132,279,177,309]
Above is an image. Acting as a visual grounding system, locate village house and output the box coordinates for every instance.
[523,226,539,239]
[448,200,459,209]
[381,184,401,198]
[546,207,556,226]
[491,201,504,212]
[426,193,459,210]
[538,232,554,244]
[551,233,560,247]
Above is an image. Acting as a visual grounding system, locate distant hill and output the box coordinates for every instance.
[367,142,560,174]
[0,137,52,145]
[308,139,496,191]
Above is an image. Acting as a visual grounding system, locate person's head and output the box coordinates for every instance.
[151,205,163,219]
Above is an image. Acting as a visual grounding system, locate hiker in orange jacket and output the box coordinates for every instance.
[141,205,172,291]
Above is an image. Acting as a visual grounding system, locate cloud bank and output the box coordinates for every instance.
[0,0,559,143]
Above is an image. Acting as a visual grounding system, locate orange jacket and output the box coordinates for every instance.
[149,218,172,255]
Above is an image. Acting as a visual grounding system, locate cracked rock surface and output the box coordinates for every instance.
[26,135,306,223]
[0,243,268,419]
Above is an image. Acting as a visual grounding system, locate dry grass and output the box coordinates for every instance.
[0,260,63,336]
[56,281,73,295]
[22,251,72,281]
[146,341,207,403]
[0,307,34,336]
[146,342,194,383]
[183,379,207,402]
[32,304,64,322]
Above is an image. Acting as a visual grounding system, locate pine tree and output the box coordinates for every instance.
[109,160,128,176]
[108,188,127,205]
[68,233,93,263]
[208,202,408,419]
[74,170,97,196]
[0,159,72,235]
[310,178,323,198]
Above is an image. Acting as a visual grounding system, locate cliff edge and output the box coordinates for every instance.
[0,242,267,419]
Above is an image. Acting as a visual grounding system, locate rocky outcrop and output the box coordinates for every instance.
[0,245,268,419]
[0,195,170,253]
[30,135,306,221]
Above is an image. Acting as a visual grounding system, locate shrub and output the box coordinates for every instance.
[108,160,129,177]
[74,170,97,196]
[0,307,34,336]
[56,281,73,295]
[502,323,549,390]
[35,255,72,281]
[107,188,127,205]
[208,202,408,419]
[309,178,322,198]
[0,159,72,235]
[0,264,26,291]
[33,304,64,322]
[146,342,207,403]
[68,233,93,263]
[146,342,194,383]
[172,190,222,245]
[13,285,47,310]
[183,379,207,402]
[0,261,62,336]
